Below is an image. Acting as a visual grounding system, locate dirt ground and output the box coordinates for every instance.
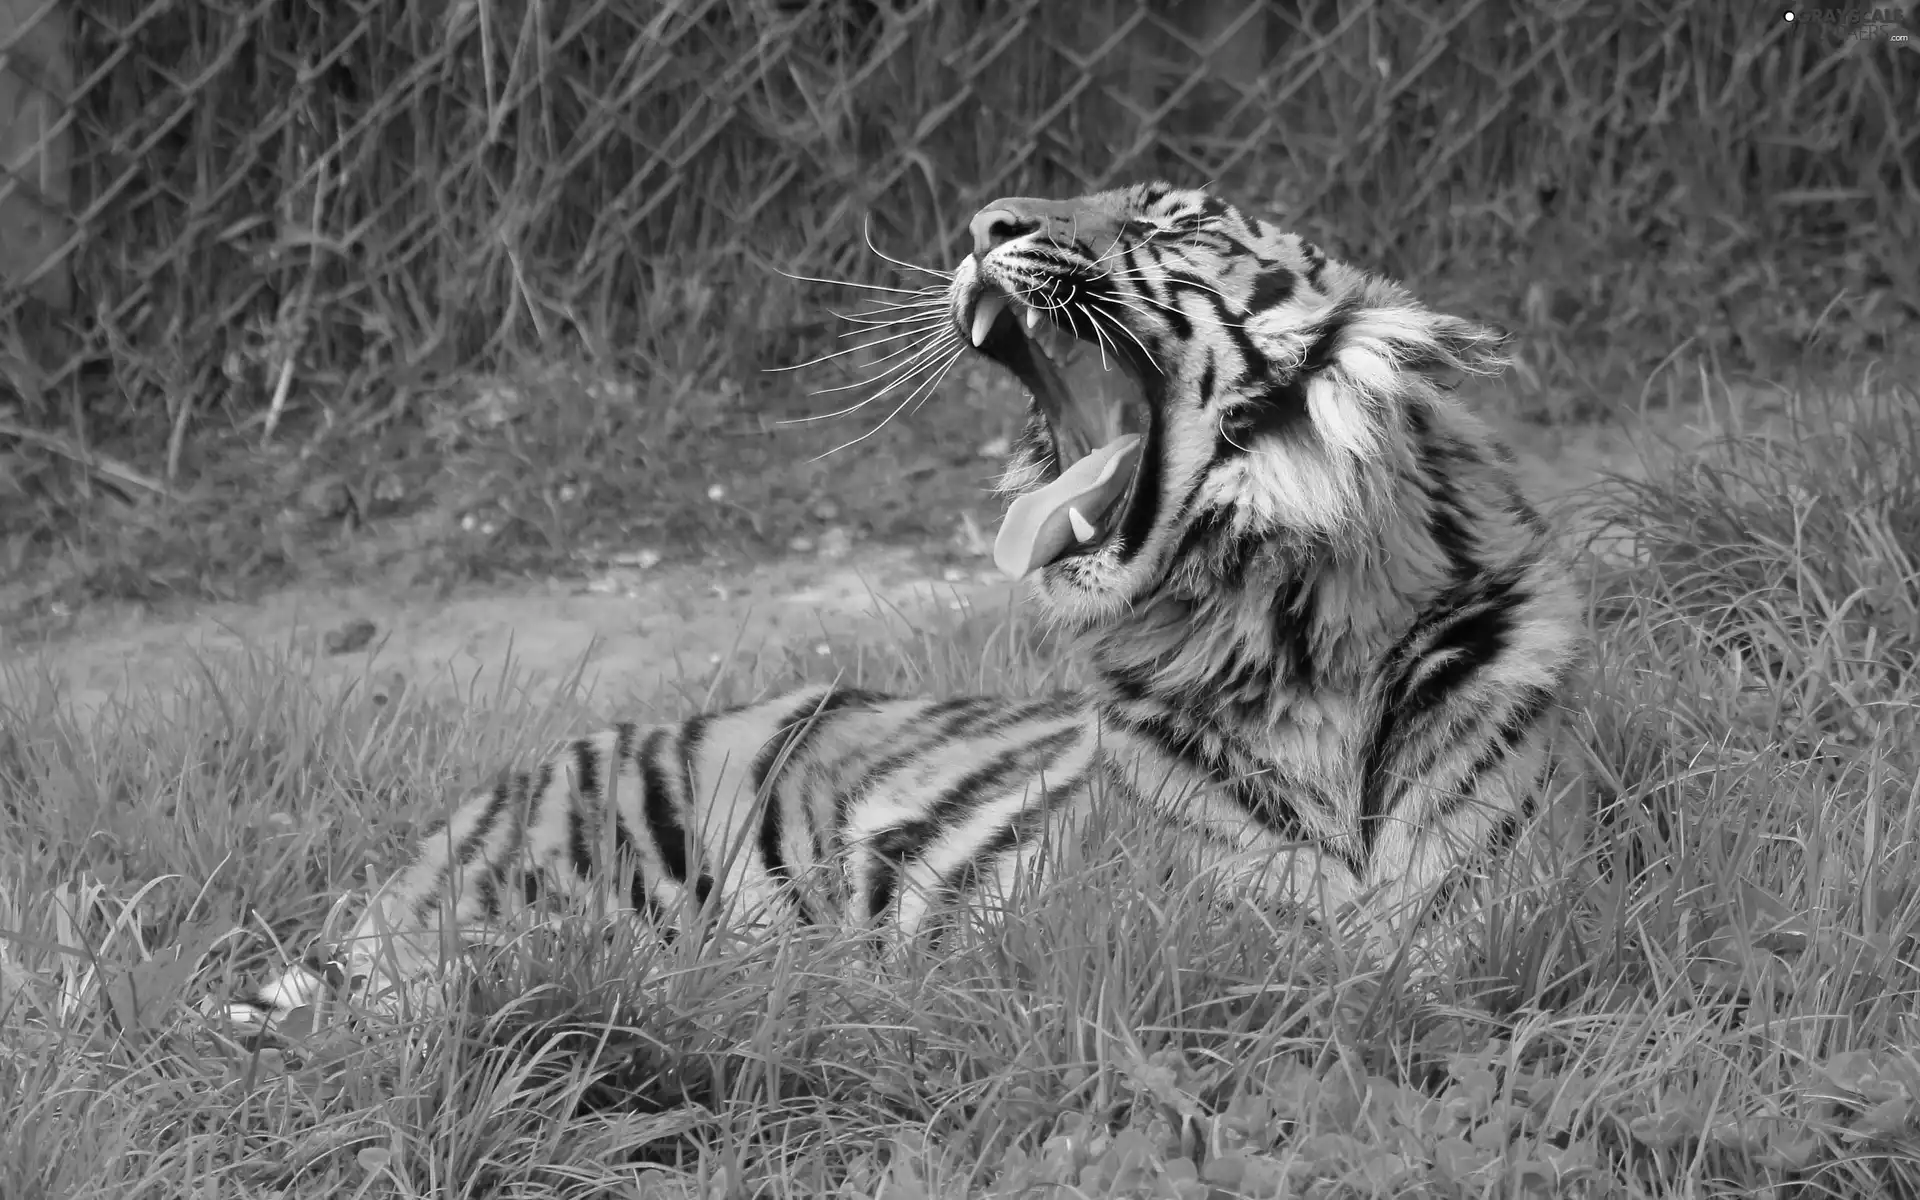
[1,389,1785,719]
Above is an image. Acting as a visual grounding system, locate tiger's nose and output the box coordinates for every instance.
[969,205,1043,259]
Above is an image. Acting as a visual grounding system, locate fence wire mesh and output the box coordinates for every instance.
[0,0,1914,440]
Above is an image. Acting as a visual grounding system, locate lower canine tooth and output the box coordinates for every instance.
[1068,505,1098,544]
[1024,306,1043,332]
[970,294,1007,347]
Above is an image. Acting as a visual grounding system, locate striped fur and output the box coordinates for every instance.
[218,182,1585,1033]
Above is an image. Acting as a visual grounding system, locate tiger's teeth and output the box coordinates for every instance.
[1068,505,1098,544]
[1024,306,1043,333]
[970,294,1007,348]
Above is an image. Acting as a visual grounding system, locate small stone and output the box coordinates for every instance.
[787,536,815,554]
[322,618,377,656]
[302,477,355,519]
[813,643,831,656]
[612,548,661,569]
[811,500,840,521]
[557,483,579,503]
[370,473,407,504]
[706,484,726,502]
[818,527,853,560]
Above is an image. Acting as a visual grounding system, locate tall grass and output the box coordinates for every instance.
[1,368,1917,1196]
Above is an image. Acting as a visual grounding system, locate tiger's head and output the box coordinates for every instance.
[951,182,1508,628]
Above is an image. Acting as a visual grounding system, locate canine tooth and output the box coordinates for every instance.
[1024,306,1043,333]
[970,294,1007,347]
[1068,505,1098,544]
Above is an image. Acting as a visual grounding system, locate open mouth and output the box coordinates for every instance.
[959,283,1153,579]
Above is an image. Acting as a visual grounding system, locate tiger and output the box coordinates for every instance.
[215,182,1586,1035]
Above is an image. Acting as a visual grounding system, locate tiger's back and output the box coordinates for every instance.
[234,689,1102,1017]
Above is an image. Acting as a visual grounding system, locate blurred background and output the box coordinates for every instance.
[0,0,1915,618]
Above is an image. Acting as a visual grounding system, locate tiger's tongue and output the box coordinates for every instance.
[994,434,1142,578]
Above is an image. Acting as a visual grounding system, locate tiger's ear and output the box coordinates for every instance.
[1426,314,1510,378]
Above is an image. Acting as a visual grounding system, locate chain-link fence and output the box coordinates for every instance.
[1,0,1914,449]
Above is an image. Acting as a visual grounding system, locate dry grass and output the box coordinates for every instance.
[3,363,1918,1198]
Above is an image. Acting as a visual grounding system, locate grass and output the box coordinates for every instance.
[0,347,1036,631]
[3,367,1918,1197]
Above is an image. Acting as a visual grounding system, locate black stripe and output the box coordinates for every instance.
[1300,301,1355,375]
[605,722,663,920]
[863,726,1081,919]
[843,697,1072,924]
[1166,502,1229,567]
[1302,243,1329,290]
[750,695,831,889]
[1228,774,1318,847]
[1101,708,1314,844]
[1153,265,1195,339]
[1274,571,1318,692]
[680,713,712,800]
[566,738,600,878]
[754,689,881,922]
[457,774,519,867]
[1099,659,1157,705]
[867,860,899,923]
[1220,377,1309,450]
[1247,265,1296,313]
[939,770,1084,901]
[412,773,516,924]
[641,728,691,882]
[834,697,1008,821]
[1098,704,1211,766]
[921,726,1081,835]
[1120,244,1164,311]
[1403,595,1521,714]
[869,726,1083,865]
[975,694,1080,736]
[1437,686,1557,820]
[1359,578,1532,857]
[675,713,726,910]
[1202,289,1262,385]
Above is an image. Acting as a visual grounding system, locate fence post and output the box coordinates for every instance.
[0,0,73,312]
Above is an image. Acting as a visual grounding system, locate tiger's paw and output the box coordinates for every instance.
[203,944,425,1046]
[203,956,339,1041]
